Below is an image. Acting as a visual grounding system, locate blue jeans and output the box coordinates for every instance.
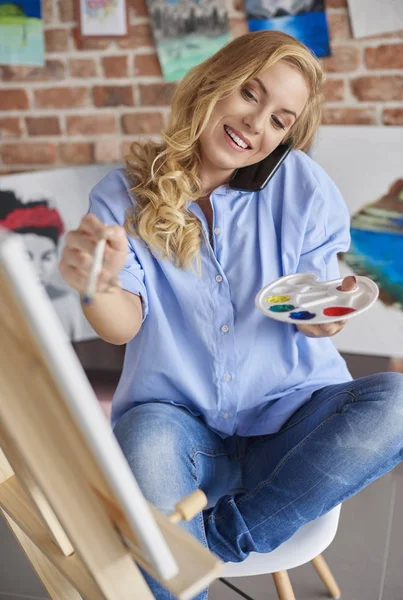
[113,373,403,599]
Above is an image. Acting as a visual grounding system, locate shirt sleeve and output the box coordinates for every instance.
[87,171,148,322]
[297,177,351,282]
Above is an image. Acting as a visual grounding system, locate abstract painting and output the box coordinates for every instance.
[0,0,44,66]
[244,0,330,58]
[78,0,128,37]
[147,0,232,82]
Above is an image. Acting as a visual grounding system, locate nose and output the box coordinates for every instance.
[242,110,267,136]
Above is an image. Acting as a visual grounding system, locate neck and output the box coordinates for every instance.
[199,167,234,197]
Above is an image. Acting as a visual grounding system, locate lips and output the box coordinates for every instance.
[224,125,252,149]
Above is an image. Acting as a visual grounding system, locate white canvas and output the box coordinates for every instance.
[347,0,403,38]
[311,126,403,358]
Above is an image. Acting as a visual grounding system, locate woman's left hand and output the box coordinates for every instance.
[296,275,357,338]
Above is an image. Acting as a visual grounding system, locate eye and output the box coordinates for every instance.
[271,115,285,130]
[242,87,257,102]
[42,251,56,262]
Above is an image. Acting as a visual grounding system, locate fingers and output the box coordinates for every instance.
[64,230,97,254]
[79,214,105,240]
[59,261,121,294]
[105,225,128,253]
[339,275,357,292]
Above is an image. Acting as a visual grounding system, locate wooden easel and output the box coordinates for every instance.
[0,246,223,599]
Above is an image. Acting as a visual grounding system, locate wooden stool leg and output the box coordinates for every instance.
[272,570,296,600]
[311,554,341,599]
[2,510,81,600]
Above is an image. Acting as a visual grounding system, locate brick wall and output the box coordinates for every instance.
[0,0,402,174]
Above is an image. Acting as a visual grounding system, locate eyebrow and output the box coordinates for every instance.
[254,77,298,120]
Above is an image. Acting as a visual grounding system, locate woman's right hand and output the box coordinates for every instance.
[59,214,128,294]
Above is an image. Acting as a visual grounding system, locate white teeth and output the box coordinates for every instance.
[225,126,248,149]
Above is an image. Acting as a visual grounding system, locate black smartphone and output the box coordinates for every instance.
[229,143,292,192]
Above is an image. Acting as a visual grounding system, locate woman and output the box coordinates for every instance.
[59,31,403,599]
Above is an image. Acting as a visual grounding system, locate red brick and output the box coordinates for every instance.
[383,108,403,125]
[0,60,65,82]
[322,107,377,125]
[323,79,345,101]
[45,29,69,53]
[0,118,22,139]
[2,143,57,165]
[325,0,347,7]
[69,58,97,78]
[121,112,164,134]
[361,30,403,41]
[230,17,249,39]
[139,83,176,106]
[327,12,352,41]
[59,142,94,165]
[233,0,245,12]
[94,140,122,163]
[93,85,134,107]
[117,24,153,49]
[351,76,403,101]
[134,54,162,76]
[122,140,133,157]
[320,45,360,73]
[72,27,111,50]
[26,117,61,136]
[66,114,117,135]
[42,0,54,23]
[34,87,89,109]
[128,0,148,17]
[102,56,129,78]
[0,89,29,111]
[59,0,75,22]
[365,44,403,69]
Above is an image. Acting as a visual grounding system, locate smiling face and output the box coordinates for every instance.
[198,60,310,191]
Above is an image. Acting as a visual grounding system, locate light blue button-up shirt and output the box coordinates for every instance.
[88,149,352,436]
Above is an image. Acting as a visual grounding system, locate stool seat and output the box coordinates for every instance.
[222,504,341,577]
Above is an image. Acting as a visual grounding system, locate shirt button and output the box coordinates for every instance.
[221,325,229,333]
[223,412,230,419]
[214,227,221,234]
[215,275,223,283]
[224,373,232,382]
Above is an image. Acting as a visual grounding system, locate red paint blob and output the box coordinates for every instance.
[324,306,356,317]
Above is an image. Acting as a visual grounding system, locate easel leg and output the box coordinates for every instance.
[2,509,82,600]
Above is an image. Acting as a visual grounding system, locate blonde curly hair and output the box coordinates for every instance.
[125,30,326,269]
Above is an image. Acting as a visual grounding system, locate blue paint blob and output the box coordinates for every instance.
[289,311,316,320]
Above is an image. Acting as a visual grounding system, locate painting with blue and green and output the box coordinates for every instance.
[245,0,330,58]
[0,1,44,66]
[147,0,232,82]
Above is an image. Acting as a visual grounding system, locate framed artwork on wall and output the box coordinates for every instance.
[312,126,403,359]
[76,0,129,38]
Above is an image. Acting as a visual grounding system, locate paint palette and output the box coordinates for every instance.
[255,274,379,325]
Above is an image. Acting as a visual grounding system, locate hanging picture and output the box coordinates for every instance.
[0,164,121,342]
[147,0,232,82]
[77,0,129,38]
[0,0,44,66]
[244,0,331,58]
[312,125,403,358]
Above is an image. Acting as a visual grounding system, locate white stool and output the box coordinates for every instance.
[220,504,342,600]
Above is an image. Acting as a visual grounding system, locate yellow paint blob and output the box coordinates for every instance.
[266,295,291,303]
